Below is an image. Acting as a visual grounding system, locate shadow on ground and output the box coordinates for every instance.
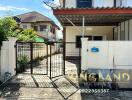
[0,74,80,100]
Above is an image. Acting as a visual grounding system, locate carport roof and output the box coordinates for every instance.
[53,7,132,26]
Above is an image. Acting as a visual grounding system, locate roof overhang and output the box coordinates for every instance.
[53,8,132,26]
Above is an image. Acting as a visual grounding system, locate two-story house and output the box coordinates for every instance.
[53,0,132,59]
[15,11,60,42]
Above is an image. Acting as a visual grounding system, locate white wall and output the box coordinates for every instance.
[65,0,76,8]
[81,39,132,70]
[59,0,64,8]
[66,26,113,42]
[65,26,114,57]
[81,40,110,69]
[116,0,127,7]
[103,0,114,7]
[62,0,127,8]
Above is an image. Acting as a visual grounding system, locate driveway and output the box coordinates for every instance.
[1,53,132,100]
[0,74,81,100]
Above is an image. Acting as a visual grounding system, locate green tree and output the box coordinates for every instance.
[0,17,38,45]
[0,17,17,46]
[17,29,37,42]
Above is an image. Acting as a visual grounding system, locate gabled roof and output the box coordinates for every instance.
[15,11,60,29]
[16,11,52,22]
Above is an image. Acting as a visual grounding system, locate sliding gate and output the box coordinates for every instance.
[16,41,64,78]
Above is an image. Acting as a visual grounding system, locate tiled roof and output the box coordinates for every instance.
[15,11,60,29]
[16,11,52,22]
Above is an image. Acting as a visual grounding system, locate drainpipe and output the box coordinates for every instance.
[82,16,85,37]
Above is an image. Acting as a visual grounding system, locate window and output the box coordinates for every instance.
[50,26,53,32]
[93,36,103,40]
[77,0,92,8]
[119,0,123,6]
[23,25,27,29]
[76,36,92,48]
[114,0,116,7]
[76,35,103,48]
[33,26,38,31]
[50,26,55,34]
[39,25,47,32]
[114,0,124,7]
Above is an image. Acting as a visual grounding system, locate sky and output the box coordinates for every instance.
[0,0,132,23]
[0,0,63,38]
[0,0,132,38]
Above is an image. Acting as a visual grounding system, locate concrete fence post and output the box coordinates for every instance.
[1,41,9,76]
[81,38,88,70]
[0,37,17,77]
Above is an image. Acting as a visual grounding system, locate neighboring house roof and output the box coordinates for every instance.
[15,11,60,29]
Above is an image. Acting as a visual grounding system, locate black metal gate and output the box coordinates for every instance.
[16,41,64,78]
[48,42,64,78]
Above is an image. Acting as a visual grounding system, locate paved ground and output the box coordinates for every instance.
[1,74,132,100]
[0,74,81,100]
[1,53,132,100]
[0,53,81,100]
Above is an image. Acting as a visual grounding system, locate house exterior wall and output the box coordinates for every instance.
[116,0,127,7]
[114,19,132,41]
[65,18,132,57]
[103,0,114,7]
[20,23,32,29]
[65,0,76,8]
[60,0,127,8]
[20,22,56,40]
[65,26,114,57]
[35,23,52,40]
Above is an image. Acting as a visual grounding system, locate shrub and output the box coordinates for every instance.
[17,29,37,42]
[17,55,29,72]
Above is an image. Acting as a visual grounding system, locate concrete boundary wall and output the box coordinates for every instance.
[81,38,132,70]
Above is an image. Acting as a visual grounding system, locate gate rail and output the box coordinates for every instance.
[16,42,48,75]
[16,41,81,79]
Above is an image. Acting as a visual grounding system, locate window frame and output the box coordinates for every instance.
[76,0,93,8]
[22,25,27,29]
[39,25,48,32]
[76,35,103,48]
[32,25,38,31]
